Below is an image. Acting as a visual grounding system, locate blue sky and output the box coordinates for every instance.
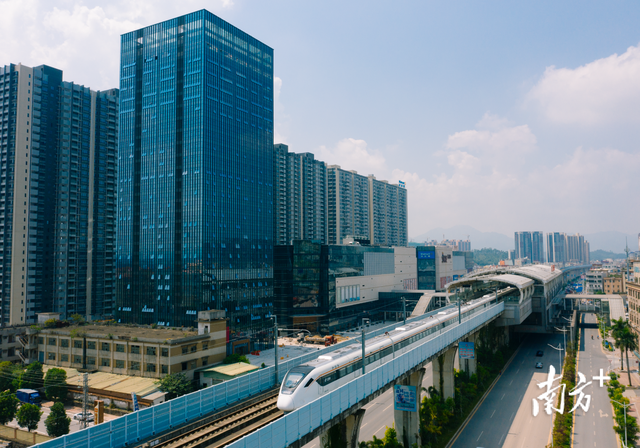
[2,0,639,238]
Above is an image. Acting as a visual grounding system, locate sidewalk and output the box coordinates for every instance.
[602,334,640,428]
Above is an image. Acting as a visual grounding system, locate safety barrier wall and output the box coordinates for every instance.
[33,302,489,448]
[227,302,504,448]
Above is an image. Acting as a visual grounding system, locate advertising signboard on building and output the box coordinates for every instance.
[394,385,417,412]
[417,251,435,260]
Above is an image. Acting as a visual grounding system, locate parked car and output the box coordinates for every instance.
[535,362,543,369]
[73,412,94,422]
[536,350,544,357]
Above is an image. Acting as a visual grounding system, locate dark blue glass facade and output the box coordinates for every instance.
[116,10,274,333]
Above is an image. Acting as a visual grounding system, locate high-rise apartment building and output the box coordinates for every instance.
[327,166,370,244]
[514,231,544,263]
[325,166,407,246]
[273,144,327,245]
[368,176,408,247]
[0,64,117,326]
[547,232,590,264]
[116,11,274,332]
[54,84,118,319]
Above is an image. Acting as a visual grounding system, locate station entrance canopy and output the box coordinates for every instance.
[446,273,535,326]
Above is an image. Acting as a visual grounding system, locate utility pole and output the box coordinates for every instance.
[361,330,366,375]
[82,372,88,429]
[274,315,278,384]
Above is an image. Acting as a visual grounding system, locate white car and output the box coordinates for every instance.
[73,412,94,422]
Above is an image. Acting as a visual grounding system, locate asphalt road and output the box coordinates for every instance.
[451,333,564,448]
[573,313,618,448]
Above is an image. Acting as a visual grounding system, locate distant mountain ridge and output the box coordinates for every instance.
[411,226,637,253]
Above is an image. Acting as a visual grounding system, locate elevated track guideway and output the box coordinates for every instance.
[137,391,281,448]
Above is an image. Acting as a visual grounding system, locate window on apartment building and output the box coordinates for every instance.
[60,339,69,348]
[182,362,187,371]
[202,342,208,351]
[181,346,188,355]
[48,338,56,346]
[161,348,169,357]
[61,354,69,362]
[146,363,156,372]
[161,365,168,374]
[87,357,96,365]
[73,355,82,364]
[38,337,43,344]
[201,356,208,366]
[190,361,196,369]
[130,361,140,371]
[8,348,14,357]
[115,360,125,369]
[131,345,140,354]
[146,347,157,356]
[116,344,125,352]
[74,340,82,349]
[101,343,110,351]
[101,358,110,367]
[87,341,96,350]
[190,345,197,353]
[47,352,55,360]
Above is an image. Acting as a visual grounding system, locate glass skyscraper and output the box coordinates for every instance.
[116,10,274,334]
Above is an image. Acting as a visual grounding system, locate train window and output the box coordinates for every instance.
[281,365,314,394]
[304,378,314,388]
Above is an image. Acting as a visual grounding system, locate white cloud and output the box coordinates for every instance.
[0,0,234,90]
[315,138,388,178]
[274,77,290,144]
[526,44,640,125]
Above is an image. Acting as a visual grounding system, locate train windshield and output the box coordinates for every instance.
[281,366,314,395]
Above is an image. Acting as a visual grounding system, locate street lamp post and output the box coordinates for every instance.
[555,326,568,354]
[561,316,573,347]
[611,399,633,448]
[548,343,563,371]
[384,332,395,359]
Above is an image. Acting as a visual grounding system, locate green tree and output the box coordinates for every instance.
[619,327,639,387]
[20,361,44,390]
[0,361,23,392]
[44,368,68,402]
[44,318,57,328]
[155,373,193,399]
[611,318,627,369]
[16,403,42,432]
[45,402,70,437]
[0,390,19,425]
[70,314,85,325]
[382,426,403,448]
[223,353,250,364]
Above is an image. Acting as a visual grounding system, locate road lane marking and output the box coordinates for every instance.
[375,426,385,436]
[383,404,392,412]
[362,423,368,428]
[501,393,505,400]
[477,431,483,442]
[491,410,495,418]
[509,379,513,385]
[516,369,520,374]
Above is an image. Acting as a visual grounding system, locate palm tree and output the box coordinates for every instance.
[619,327,639,387]
[612,318,627,369]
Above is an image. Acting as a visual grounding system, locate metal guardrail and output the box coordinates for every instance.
[33,302,491,448]
[226,303,505,448]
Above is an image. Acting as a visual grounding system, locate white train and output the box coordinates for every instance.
[277,292,504,411]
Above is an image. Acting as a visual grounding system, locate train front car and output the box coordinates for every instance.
[277,365,316,411]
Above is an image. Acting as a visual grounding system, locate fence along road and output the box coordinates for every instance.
[32,305,458,448]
